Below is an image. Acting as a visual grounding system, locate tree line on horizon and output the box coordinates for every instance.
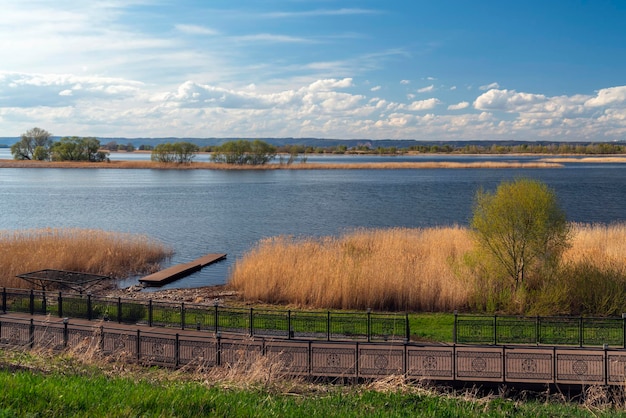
[7,127,626,164]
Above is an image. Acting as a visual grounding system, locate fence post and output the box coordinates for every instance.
[214,301,219,334]
[148,300,153,327]
[42,291,47,315]
[367,309,371,343]
[453,311,458,344]
[87,293,92,320]
[2,288,6,313]
[579,316,583,348]
[181,303,185,330]
[249,308,254,337]
[216,331,221,366]
[622,313,626,349]
[29,318,34,348]
[58,292,63,318]
[327,311,331,342]
[175,333,180,368]
[287,310,292,340]
[29,289,34,315]
[117,298,122,323]
[536,316,540,345]
[405,312,410,341]
[493,314,497,345]
[63,318,69,348]
[136,329,141,362]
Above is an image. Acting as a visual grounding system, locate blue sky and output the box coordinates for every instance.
[1,0,626,141]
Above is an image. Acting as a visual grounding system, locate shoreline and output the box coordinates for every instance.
[0,158,565,169]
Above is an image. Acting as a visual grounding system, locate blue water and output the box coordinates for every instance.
[1,149,625,289]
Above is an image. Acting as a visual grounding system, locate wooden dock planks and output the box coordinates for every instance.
[139,253,226,286]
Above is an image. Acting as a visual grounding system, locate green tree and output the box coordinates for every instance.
[150,142,198,164]
[470,178,571,291]
[211,140,276,165]
[11,127,53,160]
[51,137,108,162]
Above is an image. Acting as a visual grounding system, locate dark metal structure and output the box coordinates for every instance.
[16,269,109,293]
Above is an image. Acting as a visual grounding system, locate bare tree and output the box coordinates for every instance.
[11,127,53,160]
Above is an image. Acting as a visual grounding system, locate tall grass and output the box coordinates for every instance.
[228,224,626,315]
[0,228,172,288]
[229,227,475,312]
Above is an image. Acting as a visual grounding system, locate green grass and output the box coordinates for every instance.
[408,313,455,343]
[0,360,623,417]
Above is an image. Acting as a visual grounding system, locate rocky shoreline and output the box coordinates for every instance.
[101,284,240,306]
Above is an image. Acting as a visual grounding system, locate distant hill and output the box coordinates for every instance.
[1,137,625,150]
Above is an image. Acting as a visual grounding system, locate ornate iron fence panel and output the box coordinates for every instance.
[216,308,249,334]
[139,334,177,365]
[555,350,604,384]
[582,318,623,347]
[504,348,553,383]
[67,326,99,354]
[265,341,310,374]
[101,330,138,359]
[310,343,356,377]
[358,345,404,377]
[0,320,30,347]
[495,317,537,344]
[456,316,494,344]
[150,302,182,328]
[290,312,328,339]
[218,338,263,367]
[61,296,90,319]
[538,318,581,345]
[607,352,626,384]
[119,301,148,325]
[90,296,120,322]
[369,314,406,342]
[4,290,32,314]
[456,347,503,382]
[178,337,217,366]
[330,312,367,340]
[406,346,454,379]
[32,323,64,351]
[251,310,289,337]
[183,306,215,331]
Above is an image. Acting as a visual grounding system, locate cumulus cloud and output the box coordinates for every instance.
[406,98,441,111]
[585,86,626,107]
[400,80,410,85]
[474,89,547,112]
[448,101,469,110]
[370,85,381,92]
[479,82,500,91]
[417,84,435,93]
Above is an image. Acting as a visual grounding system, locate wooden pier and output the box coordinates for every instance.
[139,253,226,286]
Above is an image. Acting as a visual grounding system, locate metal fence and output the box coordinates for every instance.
[455,313,626,347]
[1,288,408,342]
[2,315,626,385]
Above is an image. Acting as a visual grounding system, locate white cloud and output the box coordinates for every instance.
[370,85,381,92]
[448,101,469,110]
[474,89,546,112]
[175,24,218,36]
[417,84,435,93]
[585,86,626,107]
[400,80,410,85]
[406,98,441,111]
[479,82,500,91]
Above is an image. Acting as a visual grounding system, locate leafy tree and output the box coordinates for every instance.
[470,178,571,291]
[150,142,198,164]
[11,127,53,160]
[51,137,108,162]
[211,140,276,165]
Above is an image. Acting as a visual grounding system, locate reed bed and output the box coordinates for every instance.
[0,228,172,288]
[228,227,475,312]
[228,224,626,314]
[0,159,562,170]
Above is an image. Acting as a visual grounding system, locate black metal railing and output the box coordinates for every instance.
[454,313,626,347]
[1,288,408,342]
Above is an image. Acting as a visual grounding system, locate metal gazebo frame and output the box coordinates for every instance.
[16,269,110,294]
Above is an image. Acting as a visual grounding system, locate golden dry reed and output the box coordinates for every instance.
[0,159,562,170]
[0,228,172,288]
[228,224,626,313]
